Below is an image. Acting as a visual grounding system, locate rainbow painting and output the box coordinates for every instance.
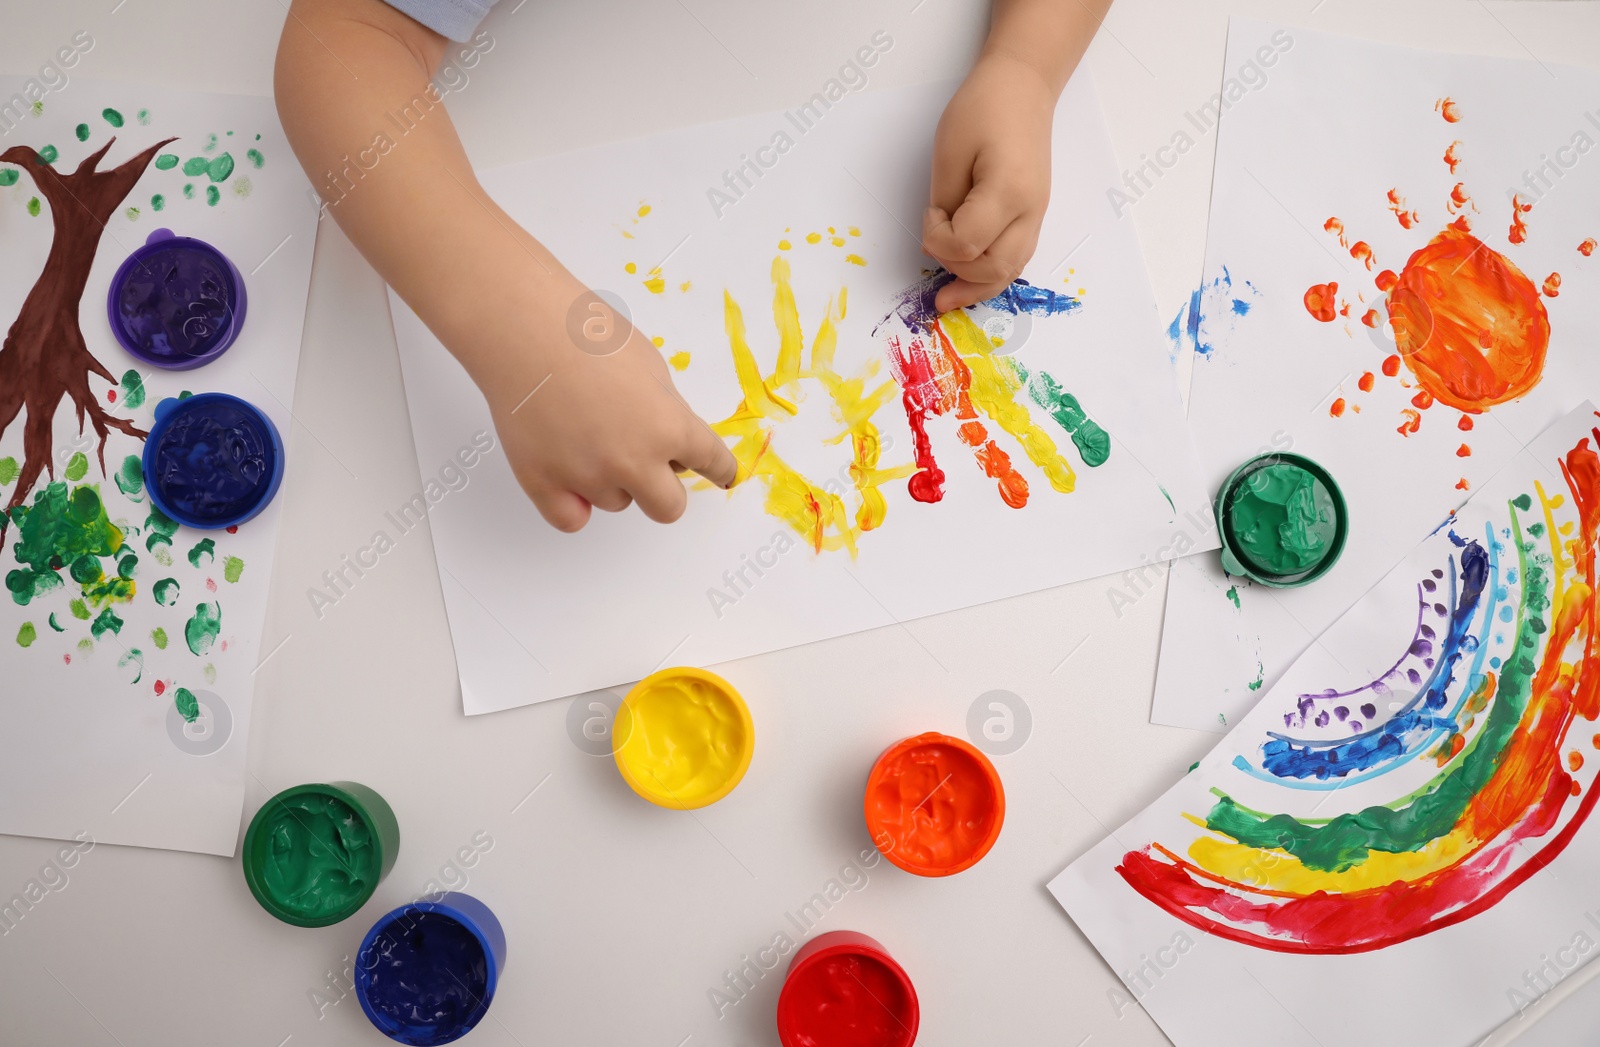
[1051,403,1600,1045]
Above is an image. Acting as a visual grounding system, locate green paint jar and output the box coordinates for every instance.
[1215,453,1347,588]
[241,781,400,928]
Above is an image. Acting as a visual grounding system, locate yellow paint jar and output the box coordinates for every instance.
[612,667,754,809]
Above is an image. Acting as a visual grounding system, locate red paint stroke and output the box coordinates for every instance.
[1444,141,1463,174]
[885,332,948,504]
[1329,398,1346,418]
[1386,190,1419,229]
[1510,194,1533,245]
[1116,431,1600,954]
[1388,226,1548,412]
[1436,97,1462,122]
[1544,273,1562,298]
[1303,282,1339,322]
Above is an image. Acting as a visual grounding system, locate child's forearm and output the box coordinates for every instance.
[274,0,572,401]
[980,0,1112,97]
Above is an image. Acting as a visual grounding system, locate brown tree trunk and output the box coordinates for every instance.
[0,135,177,536]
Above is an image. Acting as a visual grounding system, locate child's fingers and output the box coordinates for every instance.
[587,488,635,514]
[923,187,1013,264]
[933,219,1039,312]
[529,487,592,533]
[629,466,691,524]
[675,421,739,490]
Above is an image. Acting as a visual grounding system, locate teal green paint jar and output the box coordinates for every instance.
[241,781,401,928]
[1215,453,1347,588]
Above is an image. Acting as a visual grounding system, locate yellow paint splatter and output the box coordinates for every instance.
[638,203,652,217]
[669,351,691,370]
[624,262,637,274]
[830,236,846,247]
[708,256,914,554]
[644,267,666,294]
[805,232,822,245]
[848,226,860,237]
[778,239,792,251]
[651,336,665,348]
[680,281,692,293]
[621,229,635,239]
[845,254,867,267]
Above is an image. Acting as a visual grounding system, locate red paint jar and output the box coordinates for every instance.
[776,930,918,1047]
[864,732,1005,876]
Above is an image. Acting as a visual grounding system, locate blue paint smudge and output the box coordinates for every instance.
[1166,266,1261,362]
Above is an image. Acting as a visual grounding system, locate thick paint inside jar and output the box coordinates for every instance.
[1223,461,1339,578]
[865,733,1003,876]
[613,669,752,808]
[146,394,279,527]
[361,911,491,1046]
[111,236,242,365]
[253,791,380,922]
[777,951,916,1047]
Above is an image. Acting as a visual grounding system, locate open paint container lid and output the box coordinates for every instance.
[107,228,247,369]
[776,930,919,1047]
[355,892,507,1046]
[143,392,284,529]
[864,732,1005,877]
[241,781,400,928]
[1215,452,1348,588]
[612,667,754,809]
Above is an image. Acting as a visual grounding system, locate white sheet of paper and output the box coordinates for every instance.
[0,80,315,855]
[1151,20,1600,732]
[1052,401,1600,1047]
[390,73,1215,714]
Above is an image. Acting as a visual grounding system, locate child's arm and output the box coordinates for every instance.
[923,0,1114,313]
[275,0,737,533]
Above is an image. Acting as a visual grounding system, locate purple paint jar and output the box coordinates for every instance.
[106,228,247,370]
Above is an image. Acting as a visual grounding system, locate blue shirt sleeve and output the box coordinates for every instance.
[381,0,498,41]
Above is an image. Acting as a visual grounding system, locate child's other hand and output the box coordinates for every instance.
[923,51,1056,314]
[484,285,738,532]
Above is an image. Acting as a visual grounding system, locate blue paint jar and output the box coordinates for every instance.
[142,393,284,529]
[355,893,507,1046]
[106,228,247,370]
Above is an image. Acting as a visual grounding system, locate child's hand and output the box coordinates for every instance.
[923,51,1057,314]
[484,286,738,532]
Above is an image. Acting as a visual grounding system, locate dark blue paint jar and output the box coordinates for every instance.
[355,892,507,1046]
[142,393,284,529]
[107,228,247,370]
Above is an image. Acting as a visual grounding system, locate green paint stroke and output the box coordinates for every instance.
[136,108,151,125]
[232,178,251,199]
[246,148,265,168]
[125,207,139,222]
[154,153,178,170]
[151,626,168,650]
[0,169,18,187]
[1226,585,1241,609]
[1247,660,1264,691]
[74,123,90,142]
[203,663,216,685]
[64,452,88,481]
[204,133,218,153]
[207,153,234,182]
[145,506,178,554]
[205,185,220,207]
[102,108,124,128]
[1204,511,1549,872]
[115,455,144,501]
[92,607,123,639]
[174,687,199,723]
[181,156,209,176]
[48,613,64,632]
[152,577,180,606]
[37,145,57,163]
[69,598,90,620]
[118,649,144,684]
[116,548,138,581]
[5,483,125,607]
[182,183,194,200]
[186,601,221,656]
[16,622,36,648]
[1016,364,1112,467]
[119,369,146,409]
[222,556,245,583]
[150,193,164,212]
[77,637,93,653]
[188,537,215,568]
[26,197,41,217]
[0,457,18,485]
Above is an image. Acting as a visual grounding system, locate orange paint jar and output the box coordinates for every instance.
[863,733,1004,877]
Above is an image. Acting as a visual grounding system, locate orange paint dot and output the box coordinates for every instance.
[1574,780,1583,798]
[1304,282,1339,322]
[1448,183,1472,213]
[1358,371,1375,392]
[1412,390,1434,410]
[1376,269,1398,292]
[1450,215,1472,234]
[1509,194,1533,245]
[1580,238,1597,257]
[1543,272,1561,297]
[1570,750,1585,772]
[1458,415,1474,431]
[1397,409,1421,436]
[1444,141,1462,173]
[1386,189,1418,229]
[1350,242,1375,269]
[1436,97,1461,122]
[1382,354,1401,377]
[1457,443,1472,457]
[1456,477,1470,490]
[1360,309,1379,328]
[1592,733,1600,749]
[1323,217,1345,248]
[1386,227,1549,412]
[1329,397,1346,418]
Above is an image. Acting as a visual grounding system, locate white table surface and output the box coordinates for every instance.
[4,2,1599,1045]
